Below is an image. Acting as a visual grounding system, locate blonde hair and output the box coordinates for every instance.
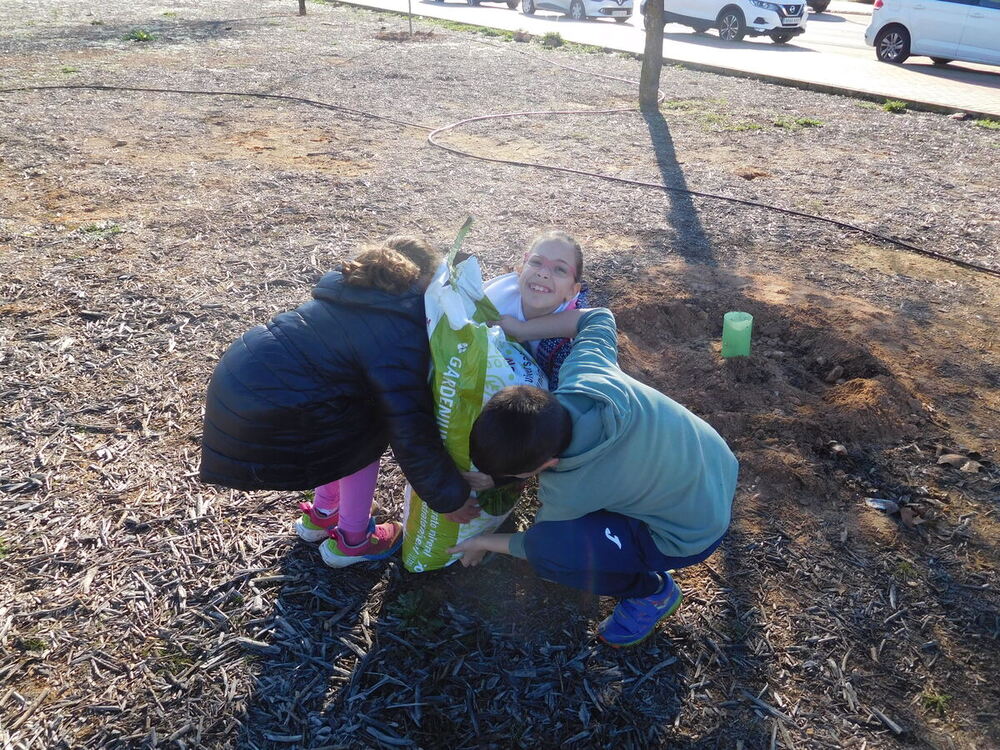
[341,236,439,294]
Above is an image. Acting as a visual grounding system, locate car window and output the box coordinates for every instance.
[977,0,1000,8]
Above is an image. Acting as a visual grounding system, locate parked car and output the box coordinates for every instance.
[522,0,634,22]
[441,0,521,7]
[640,0,807,42]
[864,0,1000,66]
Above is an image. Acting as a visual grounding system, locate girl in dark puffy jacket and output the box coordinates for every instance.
[200,237,473,567]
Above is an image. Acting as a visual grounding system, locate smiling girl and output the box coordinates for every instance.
[484,231,586,389]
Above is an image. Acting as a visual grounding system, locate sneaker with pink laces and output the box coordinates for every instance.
[294,501,339,543]
[320,519,403,568]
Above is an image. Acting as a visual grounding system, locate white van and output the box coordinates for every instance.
[864,0,1000,66]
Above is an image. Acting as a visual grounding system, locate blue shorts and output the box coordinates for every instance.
[521,510,726,599]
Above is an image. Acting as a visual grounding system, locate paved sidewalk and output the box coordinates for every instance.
[334,0,1000,117]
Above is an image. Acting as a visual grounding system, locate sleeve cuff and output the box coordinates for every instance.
[508,531,528,559]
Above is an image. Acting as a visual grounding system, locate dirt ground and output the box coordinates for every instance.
[1,0,999,748]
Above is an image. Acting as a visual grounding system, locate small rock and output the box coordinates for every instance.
[949,112,968,120]
[825,365,844,383]
[937,453,967,467]
[113,140,127,147]
[865,497,899,514]
[829,442,848,457]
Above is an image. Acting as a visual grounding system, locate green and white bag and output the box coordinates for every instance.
[402,235,545,573]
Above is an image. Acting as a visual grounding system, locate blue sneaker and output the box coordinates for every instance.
[597,572,683,648]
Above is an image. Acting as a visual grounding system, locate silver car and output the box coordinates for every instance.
[522,0,634,22]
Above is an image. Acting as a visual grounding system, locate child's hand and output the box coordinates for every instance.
[491,315,525,341]
[447,536,488,567]
[462,471,495,492]
[444,496,481,524]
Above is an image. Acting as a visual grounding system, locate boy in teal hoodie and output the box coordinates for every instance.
[448,307,738,647]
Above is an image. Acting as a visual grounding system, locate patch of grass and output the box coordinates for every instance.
[80,222,123,239]
[540,31,563,48]
[725,121,764,132]
[894,559,917,579]
[419,16,516,40]
[921,691,951,716]
[563,40,605,54]
[973,118,1000,131]
[90,19,104,25]
[60,66,79,74]
[0,537,7,558]
[857,101,880,110]
[18,636,47,652]
[882,99,907,114]
[389,590,444,633]
[162,11,178,17]
[122,28,156,42]
[774,116,823,130]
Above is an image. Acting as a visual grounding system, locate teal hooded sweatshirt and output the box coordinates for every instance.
[508,308,738,560]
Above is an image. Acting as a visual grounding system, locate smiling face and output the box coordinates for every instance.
[517,238,582,320]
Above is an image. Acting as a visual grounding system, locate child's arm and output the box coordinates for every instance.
[496,309,586,342]
[367,346,471,514]
[447,534,512,566]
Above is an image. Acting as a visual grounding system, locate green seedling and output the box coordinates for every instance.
[123,28,156,42]
[973,118,1000,131]
[19,637,47,652]
[0,537,8,558]
[162,11,178,17]
[882,99,907,114]
[60,66,79,74]
[921,691,951,716]
[894,559,917,579]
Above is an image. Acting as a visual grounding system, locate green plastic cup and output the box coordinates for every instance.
[721,311,753,358]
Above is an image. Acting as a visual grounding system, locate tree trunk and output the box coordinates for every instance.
[639,0,664,110]
[298,0,307,15]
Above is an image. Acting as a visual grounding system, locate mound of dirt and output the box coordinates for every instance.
[612,272,939,505]
[822,376,923,443]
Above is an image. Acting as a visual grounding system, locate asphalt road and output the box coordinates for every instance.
[337,0,1000,116]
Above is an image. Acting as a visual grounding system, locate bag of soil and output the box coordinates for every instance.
[402,227,545,573]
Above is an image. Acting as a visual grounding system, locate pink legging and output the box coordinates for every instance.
[313,459,379,538]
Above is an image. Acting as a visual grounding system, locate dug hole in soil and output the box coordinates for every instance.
[1,0,999,748]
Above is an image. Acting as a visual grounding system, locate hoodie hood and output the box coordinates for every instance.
[312,270,425,319]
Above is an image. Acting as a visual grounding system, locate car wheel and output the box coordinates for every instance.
[810,0,829,11]
[569,0,587,20]
[874,25,910,63]
[522,0,536,12]
[692,23,710,32]
[466,0,480,5]
[931,57,952,65]
[717,7,745,41]
[769,31,793,43]
[507,0,520,6]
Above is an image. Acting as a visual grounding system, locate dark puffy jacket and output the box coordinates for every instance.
[199,271,470,513]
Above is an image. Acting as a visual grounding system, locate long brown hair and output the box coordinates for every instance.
[341,236,439,294]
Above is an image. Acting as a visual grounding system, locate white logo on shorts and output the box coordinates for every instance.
[605,528,622,550]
